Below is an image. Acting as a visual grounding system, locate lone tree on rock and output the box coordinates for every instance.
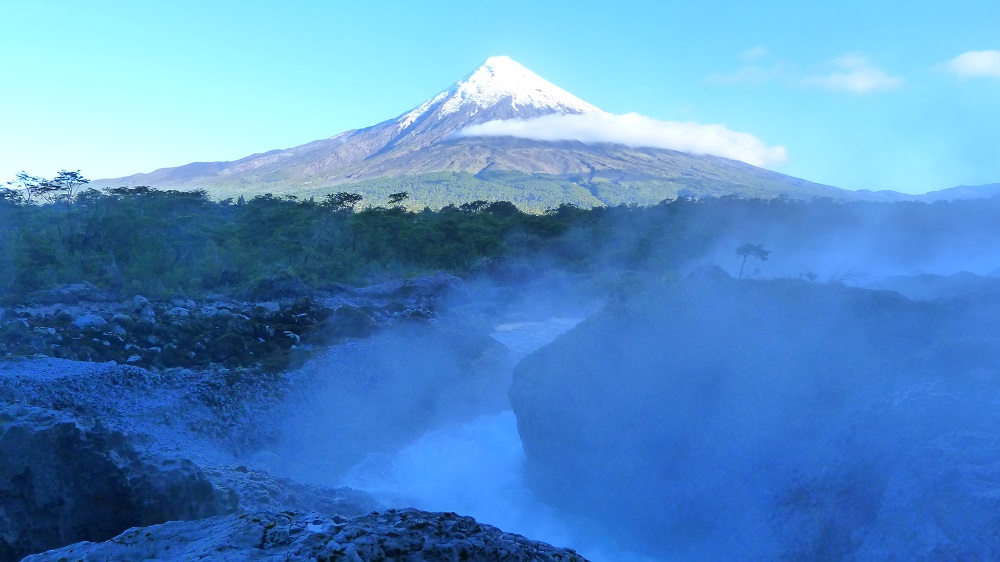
[735,243,770,279]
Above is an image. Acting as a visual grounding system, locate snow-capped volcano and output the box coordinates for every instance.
[94,56,849,206]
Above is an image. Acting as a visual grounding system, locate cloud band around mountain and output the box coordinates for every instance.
[457,113,788,168]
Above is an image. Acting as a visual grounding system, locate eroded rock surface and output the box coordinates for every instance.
[0,404,233,561]
[0,274,464,372]
[24,508,589,562]
[0,358,379,561]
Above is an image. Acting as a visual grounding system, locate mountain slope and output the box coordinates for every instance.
[94,56,855,207]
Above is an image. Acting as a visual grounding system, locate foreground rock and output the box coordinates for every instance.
[510,274,1000,560]
[0,359,378,561]
[0,404,233,562]
[24,508,589,562]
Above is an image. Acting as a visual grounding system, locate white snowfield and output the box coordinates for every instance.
[398,55,604,131]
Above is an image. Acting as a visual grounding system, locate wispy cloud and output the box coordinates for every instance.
[712,50,902,94]
[458,113,788,168]
[939,50,1000,79]
[740,46,769,61]
[801,54,903,94]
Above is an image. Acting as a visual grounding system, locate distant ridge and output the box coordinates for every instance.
[917,183,1000,202]
[852,183,1000,203]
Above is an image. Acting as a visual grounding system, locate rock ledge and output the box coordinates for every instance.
[25,508,590,562]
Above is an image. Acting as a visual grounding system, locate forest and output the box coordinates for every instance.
[3,175,1000,300]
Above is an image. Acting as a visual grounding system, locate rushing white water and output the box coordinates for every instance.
[489,317,583,358]
[339,410,576,547]
[335,316,660,560]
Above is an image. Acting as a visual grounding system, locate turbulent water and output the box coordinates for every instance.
[333,317,649,561]
[339,412,573,544]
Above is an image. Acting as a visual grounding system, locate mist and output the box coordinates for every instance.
[256,195,1000,561]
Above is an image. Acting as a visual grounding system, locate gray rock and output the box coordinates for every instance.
[23,509,589,562]
[126,295,149,314]
[135,306,156,326]
[849,433,1000,561]
[165,306,189,318]
[0,404,234,561]
[254,301,281,314]
[72,314,107,329]
[200,465,376,516]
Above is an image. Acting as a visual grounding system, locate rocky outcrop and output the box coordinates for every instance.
[0,274,593,561]
[774,382,1000,561]
[0,274,463,372]
[200,465,376,516]
[24,508,589,562]
[510,276,1000,560]
[0,404,234,562]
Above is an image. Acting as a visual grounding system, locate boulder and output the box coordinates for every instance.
[72,313,107,329]
[126,295,149,314]
[0,404,234,561]
[23,509,589,562]
[253,301,281,315]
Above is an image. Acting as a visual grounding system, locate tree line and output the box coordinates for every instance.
[4,171,1000,299]
[0,175,583,296]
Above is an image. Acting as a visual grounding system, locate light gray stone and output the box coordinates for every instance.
[24,509,589,562]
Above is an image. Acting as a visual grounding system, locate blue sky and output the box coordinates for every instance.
[2,0,998,193]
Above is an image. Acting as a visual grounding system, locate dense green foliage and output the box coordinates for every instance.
[2,183,999,299]
[0,186,581,297]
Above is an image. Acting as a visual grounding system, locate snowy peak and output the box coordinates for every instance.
[441,56,603,116]
[396,56,604,131]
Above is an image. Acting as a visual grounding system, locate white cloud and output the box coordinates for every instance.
[458,113,788,168]
[939,50,1000,79]
[801,54,903,94]
[740,46,769,61]
[711,52,901,94]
